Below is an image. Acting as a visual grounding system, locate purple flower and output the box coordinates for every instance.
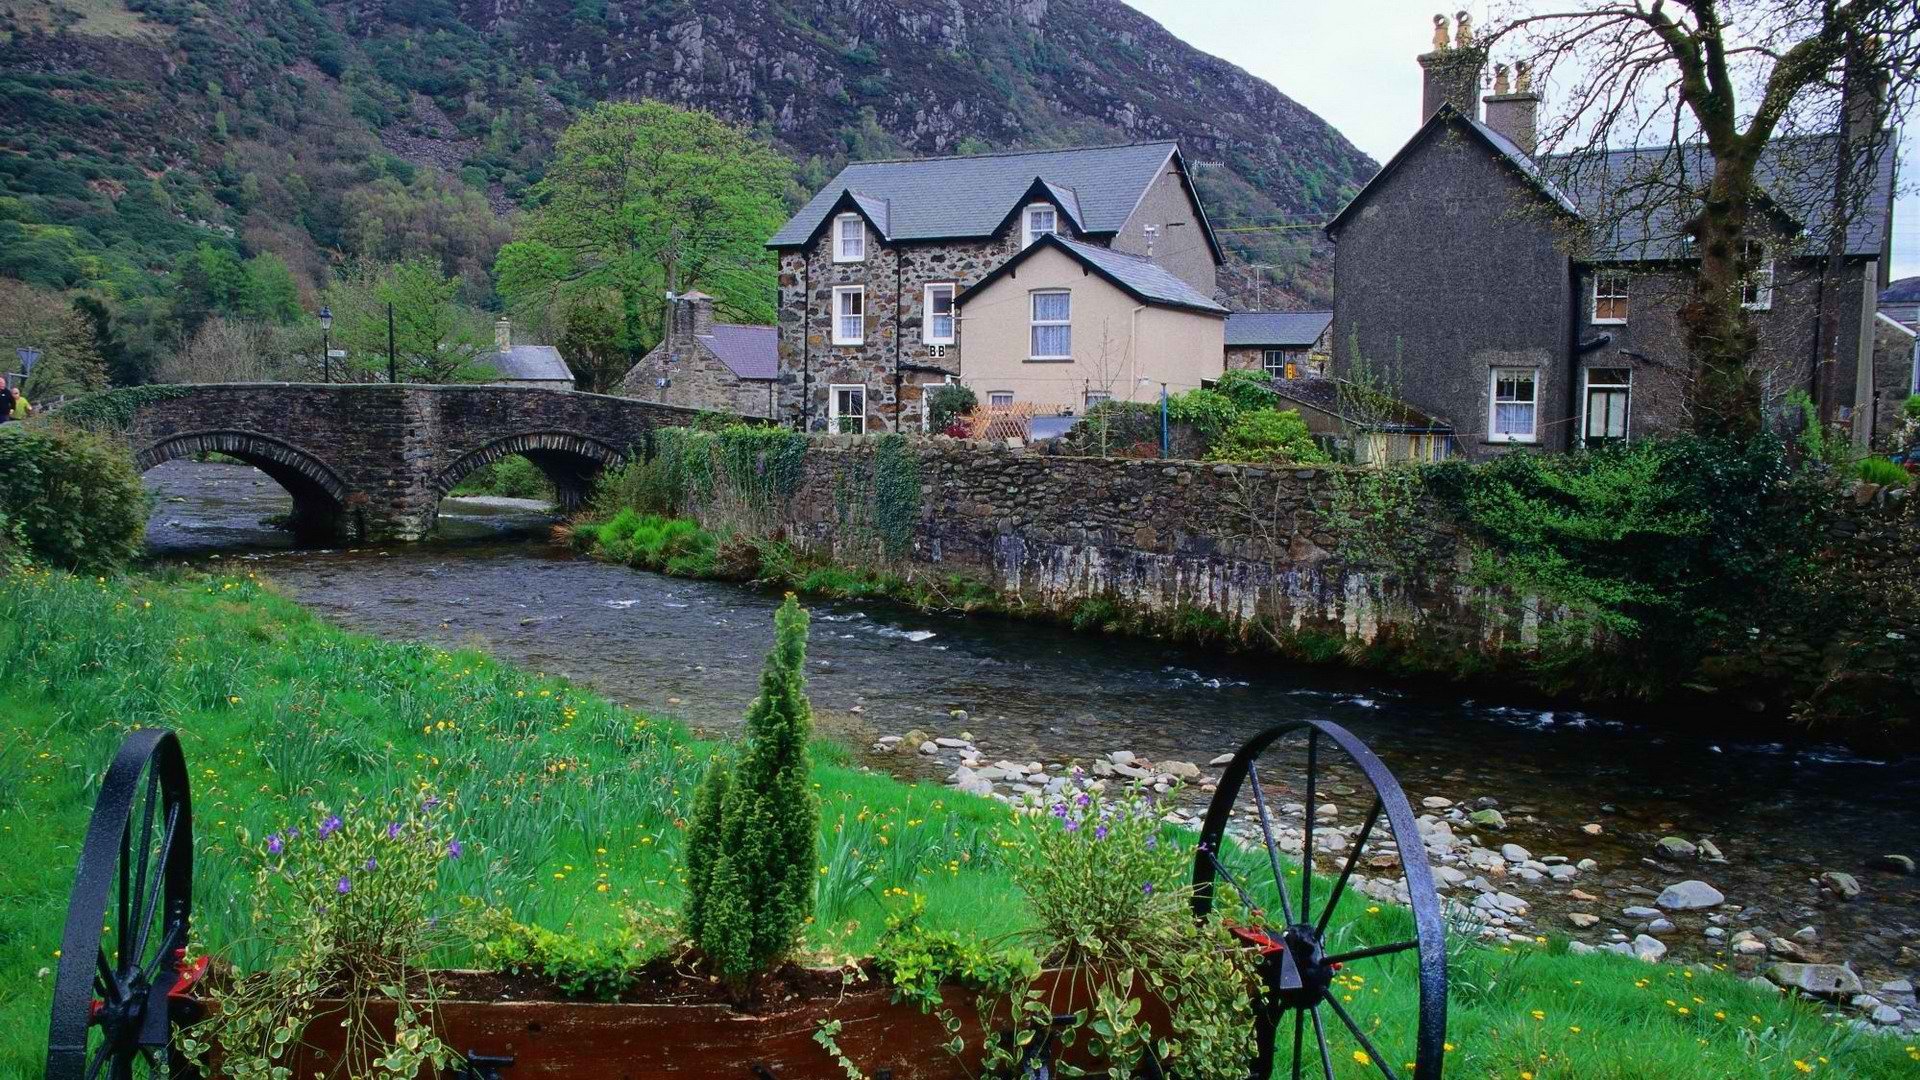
[1049,802,1068,819]
[1094,826,1109,841]
[266,833,284,855]
[386,821,402,840]
[336,876,351,895]
[1142,883,1154,896]
[287,828,300,840]
[423,796,441,811]
[363,857,378,872]
[1063,818,1079,833]
[1146,836,1158,850]
[1075,793,1091,808]
[446,839,463,860]
[318,815,342,840]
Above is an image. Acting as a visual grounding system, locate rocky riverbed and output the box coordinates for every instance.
[872,720,1920,1038]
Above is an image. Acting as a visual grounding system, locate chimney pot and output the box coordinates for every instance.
[1483,60,1543,155]
[1419,30,1485,122]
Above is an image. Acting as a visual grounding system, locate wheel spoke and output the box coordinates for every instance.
[141,920,187,985]
[126,768,160,967]
[133,803,178,963]
[1202,847,1265,919]
[1324,992,1399,1080]
[1301,729,1319,927]
[1314,798,1383,937]
[1291,1007,1304,1080]
[85,1040,115,1080]
[1246,761,1295,926]
[1308,1004,1335,1080]
[1324,939,1419,966]
[97,951,122,1000]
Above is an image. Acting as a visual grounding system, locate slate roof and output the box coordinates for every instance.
[768,142,1223,262]
[1546,134,1898,261]
[1225,311,1332,347]
[1267,376,1451,433]
[484,345,573,383]
[701,324,778,380]
[1326,105,1579,236]
[955,234,1227,315]
[1883,276,1920,305]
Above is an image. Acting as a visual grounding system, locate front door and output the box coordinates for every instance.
[1583,367,1631,446]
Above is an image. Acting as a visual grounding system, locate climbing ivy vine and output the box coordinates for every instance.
[53,385,196,433]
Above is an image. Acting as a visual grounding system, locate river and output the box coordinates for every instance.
[144,460,1919,983]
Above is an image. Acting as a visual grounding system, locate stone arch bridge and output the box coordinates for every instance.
[115,384,714,541]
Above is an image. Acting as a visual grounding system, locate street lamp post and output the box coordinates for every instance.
[317,307,332,383]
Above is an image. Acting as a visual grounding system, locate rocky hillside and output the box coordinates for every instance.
[0,0,1372,317]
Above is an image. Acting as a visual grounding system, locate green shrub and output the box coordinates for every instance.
[1204,408,1327,464]
[1061,400,1161,457]
[476,906,675,1001]
[451,454,554,499]
[0,425,147,571]
[926,383,977,433]
[1855,456,1911,488]
[1904,394,1920,422]
[684,595,819,995]
[1211,368,1281,412]
[1165,386,1240,439]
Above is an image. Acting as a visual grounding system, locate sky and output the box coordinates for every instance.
[1122,0,1920,284]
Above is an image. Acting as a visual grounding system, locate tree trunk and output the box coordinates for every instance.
[1681,158,1764,439]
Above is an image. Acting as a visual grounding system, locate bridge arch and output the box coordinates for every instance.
[430,430,626,512]
[137,430,358,539]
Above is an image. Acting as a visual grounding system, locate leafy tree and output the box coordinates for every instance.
[1205,409,1328,464]
[685,594,818,996]
[0,279,109,398]
[325,258,495,383]
[495,101,790,372]
[240,253,304,324]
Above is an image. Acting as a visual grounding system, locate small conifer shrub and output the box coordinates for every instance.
[684,594,819,993]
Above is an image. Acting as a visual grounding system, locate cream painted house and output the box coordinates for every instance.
[952,235,1227,415]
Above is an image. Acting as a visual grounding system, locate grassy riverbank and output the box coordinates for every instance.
[2,569,1913,1076]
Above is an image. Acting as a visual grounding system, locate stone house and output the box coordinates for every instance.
[1883,277,1920,332]
[1224,311,1332,379]
[766,141,1224,432]
[1873,313,1917,447]
[953,234,1226,415]
[482,319,574,391]
[1326,18,1901,458]
[618,292,779,418]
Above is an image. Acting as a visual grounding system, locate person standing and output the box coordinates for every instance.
[8,386,26,421]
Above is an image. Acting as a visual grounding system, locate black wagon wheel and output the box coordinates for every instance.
[1192,720,1446,1080]
[46,729,203,1080]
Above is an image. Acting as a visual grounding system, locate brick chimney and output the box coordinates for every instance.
[1483,61,1543,154]
[1841,35,1888,151]
[494,318,512,351]
[681,290,716,336]
[1419,11,1485,121]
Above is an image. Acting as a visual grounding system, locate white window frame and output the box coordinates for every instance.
[831,286,865,346]
[988,391,1014,408]
[1581,366,1633,446]
[1591,271,1629,324]
[1029,289,1071,360]
[1488,367,1539,444]
[1084,388,1112,409]
[1022,203,1058,248]
[1263,348,1304,378]
[833,213,865,263]
[829,383,866,434]
[1741,241,1774,311]
[924,282,956,345]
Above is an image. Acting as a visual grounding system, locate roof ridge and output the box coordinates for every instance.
[837,140,1178,168]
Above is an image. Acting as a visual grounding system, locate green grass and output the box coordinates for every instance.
[2,569,1915,1076]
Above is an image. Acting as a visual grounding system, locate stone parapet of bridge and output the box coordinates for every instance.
[115,383,719,541]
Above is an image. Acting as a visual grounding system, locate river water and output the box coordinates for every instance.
[144,461,1919,980]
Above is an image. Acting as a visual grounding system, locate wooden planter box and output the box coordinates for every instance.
[253,968,1167,1079]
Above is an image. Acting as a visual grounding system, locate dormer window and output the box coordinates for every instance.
[834,213,865,263]
[1022,203,1057,248]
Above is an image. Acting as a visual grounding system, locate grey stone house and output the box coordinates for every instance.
[1883,276,1920,331]
[1327,26,1901,457]
[766,141,1224,432]
[618,292,779,418]
[483,319,575,391]
[1224,311,1332,379]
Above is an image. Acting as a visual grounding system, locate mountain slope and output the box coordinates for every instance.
[0,0,1373,369]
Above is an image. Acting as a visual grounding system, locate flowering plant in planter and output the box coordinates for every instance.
[181,791,462,1078]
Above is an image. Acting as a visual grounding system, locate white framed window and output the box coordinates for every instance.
[988,391,1014,407]
[1583,367,1631,446]
[1022,203,1057,248]
[1489,367,1538,443]
[924,283,955,345]
[1029,290,1071,359]
[832,286,865,345]
[833,213,865,263]
[829,384,866,434]
[1085,389,1112,409]
[1741,241,1773,310]
[1263,348,1302,379]
[1591,271,1629,324]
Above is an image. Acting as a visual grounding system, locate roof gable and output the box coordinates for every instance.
[701,324,777,380]
[954,234,1226,315]
[769,142,1219,259]
[484,345,573,383]
[1326,104,1580,237]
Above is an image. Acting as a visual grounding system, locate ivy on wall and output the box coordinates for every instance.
[52,385,196,433]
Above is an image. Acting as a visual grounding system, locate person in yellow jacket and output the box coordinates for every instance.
[8,387,27,420]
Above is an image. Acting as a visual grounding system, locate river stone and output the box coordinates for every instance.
[1767,963,1862,1000]
[1623,905,1661,919]
[919,741,938,755]
[1468,809,1506,830]
[1581,822,1604,835]
[949,710,968,723]
[1820,871,1862,899]
[1735,937,1769,956]
[1567,912,1600,928]
[948,767,994,798]
[1568,941,1599,956]
[1163,760,1202,781]
[1209,753,1235,766]
[1547,864,1578,882]
[1110,750,1136,765]
[1881,979,1915,999]
[1697,838,1726,862]
[1870,1004,1903,1025]
[1656,880,1725,910]
[1769,938,1809,961]
[1655,836,1698,859]
[1869,854,1915,875]
[1421,796,1453,809]
[1632,935,1668,962]
[1500,843,1532,863]
[935,736,971,749]
[1647,918,1676,935]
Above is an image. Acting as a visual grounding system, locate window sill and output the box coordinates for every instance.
[1483,438,1539,446]
[1025,356,1073,363]
[831,340,866,348]
[926,339,955,348]
[1590,318,1627,326]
